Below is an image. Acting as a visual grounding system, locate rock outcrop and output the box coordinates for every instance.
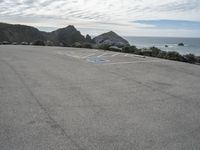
[48,25,86,46]
[178,43,184,46]
[85,34,93,43]
[93,31,130,48]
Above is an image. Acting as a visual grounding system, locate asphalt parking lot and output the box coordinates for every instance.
[0,45,200,150]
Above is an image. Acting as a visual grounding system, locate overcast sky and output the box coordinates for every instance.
[0,0,200,37]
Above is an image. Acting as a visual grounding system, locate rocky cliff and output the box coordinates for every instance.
[0,23,86,46]
[93,31,130,48]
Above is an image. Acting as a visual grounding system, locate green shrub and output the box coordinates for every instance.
[82,43,92,49]
[141,50,152,56]
[133,49,142,55]
[122,46,130,53]
[157,51,167,58]
[149,47,161,57]
[33,40,45,46]
[122,45,137,53]
[184,54,197,64]
[166,51,185,61]
[196,56,200,63]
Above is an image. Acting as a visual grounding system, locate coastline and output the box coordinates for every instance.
[124,36,200,55]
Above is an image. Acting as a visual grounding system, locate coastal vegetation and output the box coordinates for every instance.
[99,43,200,65]
[121,46,200,64]
[32,40,45,46]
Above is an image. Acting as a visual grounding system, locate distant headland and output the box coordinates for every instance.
[0,22,199,65]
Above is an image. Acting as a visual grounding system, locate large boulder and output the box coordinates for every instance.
[178,43,184,46]
[93,31,130,48]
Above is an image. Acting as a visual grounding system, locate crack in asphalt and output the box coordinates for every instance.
[0,59,86,150]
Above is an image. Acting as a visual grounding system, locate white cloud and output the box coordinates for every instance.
[0,0,200,36]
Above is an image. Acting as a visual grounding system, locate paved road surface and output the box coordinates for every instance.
[0,45,200,150]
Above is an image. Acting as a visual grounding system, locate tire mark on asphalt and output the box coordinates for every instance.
[0,59,86,150]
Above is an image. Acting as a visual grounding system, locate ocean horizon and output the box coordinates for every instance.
[124,36,200,55]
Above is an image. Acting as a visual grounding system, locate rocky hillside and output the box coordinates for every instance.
[0,23,45,43]
[47,25,86,46]
[0,23,129,48]
[93,31,130,48]
[0,23,86,46]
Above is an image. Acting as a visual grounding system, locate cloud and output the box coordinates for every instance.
[0,0,200,37]
[134,20,200,30]
[158,0,200,12]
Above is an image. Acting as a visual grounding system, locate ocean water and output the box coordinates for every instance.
[124,36,200,56]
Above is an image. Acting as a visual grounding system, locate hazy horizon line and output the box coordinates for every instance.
[1,21,200,38]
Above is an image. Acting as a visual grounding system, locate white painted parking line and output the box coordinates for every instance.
[133,55,146,58]
[97,53,108,58]
[124,53,145,58]
[101,60,167,65]
[82,53,97,59]
[57,51,148,64]
[97,52,122,58]
[111,53,120,57]
[65,54,83,58]
[56,52,84,58]
[124,54,129,57]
